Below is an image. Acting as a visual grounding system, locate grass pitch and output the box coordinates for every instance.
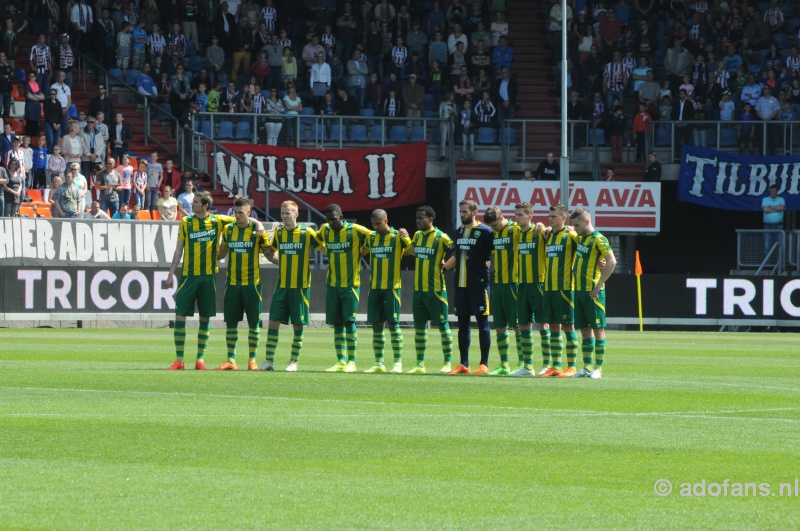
[1,328,799,529]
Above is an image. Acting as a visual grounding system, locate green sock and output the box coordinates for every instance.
[595,338,606,368]
[265,328,279,363]
[550,331,563,369]
[248,327,259,359]
[438,323,453,363]
[582,338,595,369]
[372,324,385,364]
[539,329,551,367]
[225,327,237,361]
[173,321,186,359]
[334,325,345,362]
[415,327,427,365]
[497,330,510,368]
[291,328,304,362]
[197,320,210,360]
[521,329,534,368]
[566,331,578,368]
[515,330,523,364]
[345,323,357,362]
[388,324,403,362]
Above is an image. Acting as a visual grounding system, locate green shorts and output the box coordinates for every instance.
[412,290,449,328]
[175,275,217,318]
[325,286,360,325]
[574,290,606,329]
[491,283,519,329]
[367,287,402,324]
[269,286,310,325]
[517,282,545,325]
[223,284,263,326]
[542,290,574,325]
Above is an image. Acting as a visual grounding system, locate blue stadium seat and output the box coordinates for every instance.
[423,109,435,119]
[349,124,368,142]
[389,124,407,143]
[655,126,670,146]
[369,124,383,143]
[329,124,346,142]
[589,128,605,145]
[235,120,251,139]
[409,125,425,142]
[14,68,25,82]
[477,127,496,144]
[107,68,123,87]
[500,126,516,145]
[188,55,203,73]
[201,120,212,136]
[124,69,139,86]
[773,32,788,50]
[217,120,235,139]
[185,39,196,58]
[68,104,78,120]
[310,123,327,142]
[423,93,435,111]
[720,127,738,147]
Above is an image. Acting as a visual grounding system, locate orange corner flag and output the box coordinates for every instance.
[635,251,643,277]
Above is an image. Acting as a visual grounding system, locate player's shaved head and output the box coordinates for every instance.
[569,207,589,222]
[483,206,502,224]
[371,209,387,220]
[550,204,568,215]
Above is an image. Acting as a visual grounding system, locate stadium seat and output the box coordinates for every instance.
[235,120,251,140]
[11,84,23,101]
[389,124,407,143]
[124,69,139,87]
[655,126,671,146]
[747,64,761,75]
[137,210,152,220]
[423,93,435,111]
[107,68,124,87]
[359,108,375,126]
[151,210,161,220]
[410,125,425,142]
[201,120,212,136]
[423,109,435,119]
[315,123,329,142]
[217,120,235,139]
[369,124,383,143]
[720,127,738,147]
[37,206,52,218]
[188,55,203,73]
[349,124,368,142]
[589,128,605,145]
[477,127,496,144]
[773,32,788,50]
[185,39,196,57]
[26,189,43,203]
[329,124,346,142]
[500,126,516,145]
[68,104,78,120]
[14,68,25,82]
[18,206,34,217]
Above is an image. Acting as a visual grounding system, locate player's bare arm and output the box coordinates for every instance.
[167,239,186,289]
[591,251,617,300]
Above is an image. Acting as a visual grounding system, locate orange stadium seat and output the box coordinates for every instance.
[137,210,152,220]
[151,210,161,220]
[11,84,23,101]
[36,206,52,218]
[18,206,34,217]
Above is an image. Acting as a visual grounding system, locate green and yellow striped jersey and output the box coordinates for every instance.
[517,226,547,284]
[178,213,236,276]
[411,228,454,292]
[365,228,412,290]
[543,226,577,292]
[221,221,266,286]
[317,221,372,288]
[490,220,519,284]
[268,224,322,289]
[573,230,613,292]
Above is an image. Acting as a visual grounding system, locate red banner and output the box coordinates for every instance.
[210,142,427,211]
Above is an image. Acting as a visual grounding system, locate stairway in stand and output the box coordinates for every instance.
[507,0,562,160]
[455,160,502,180]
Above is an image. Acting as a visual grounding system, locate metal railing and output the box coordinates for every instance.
[190,111,448,150]
[736,229,787,275]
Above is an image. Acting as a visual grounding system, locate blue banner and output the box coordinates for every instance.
[678,146,800,211]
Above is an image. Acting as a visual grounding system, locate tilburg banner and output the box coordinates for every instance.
[455,180,661,232]
[210,142,427,211]
[0,218,179,266]
[678,145,800,210]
